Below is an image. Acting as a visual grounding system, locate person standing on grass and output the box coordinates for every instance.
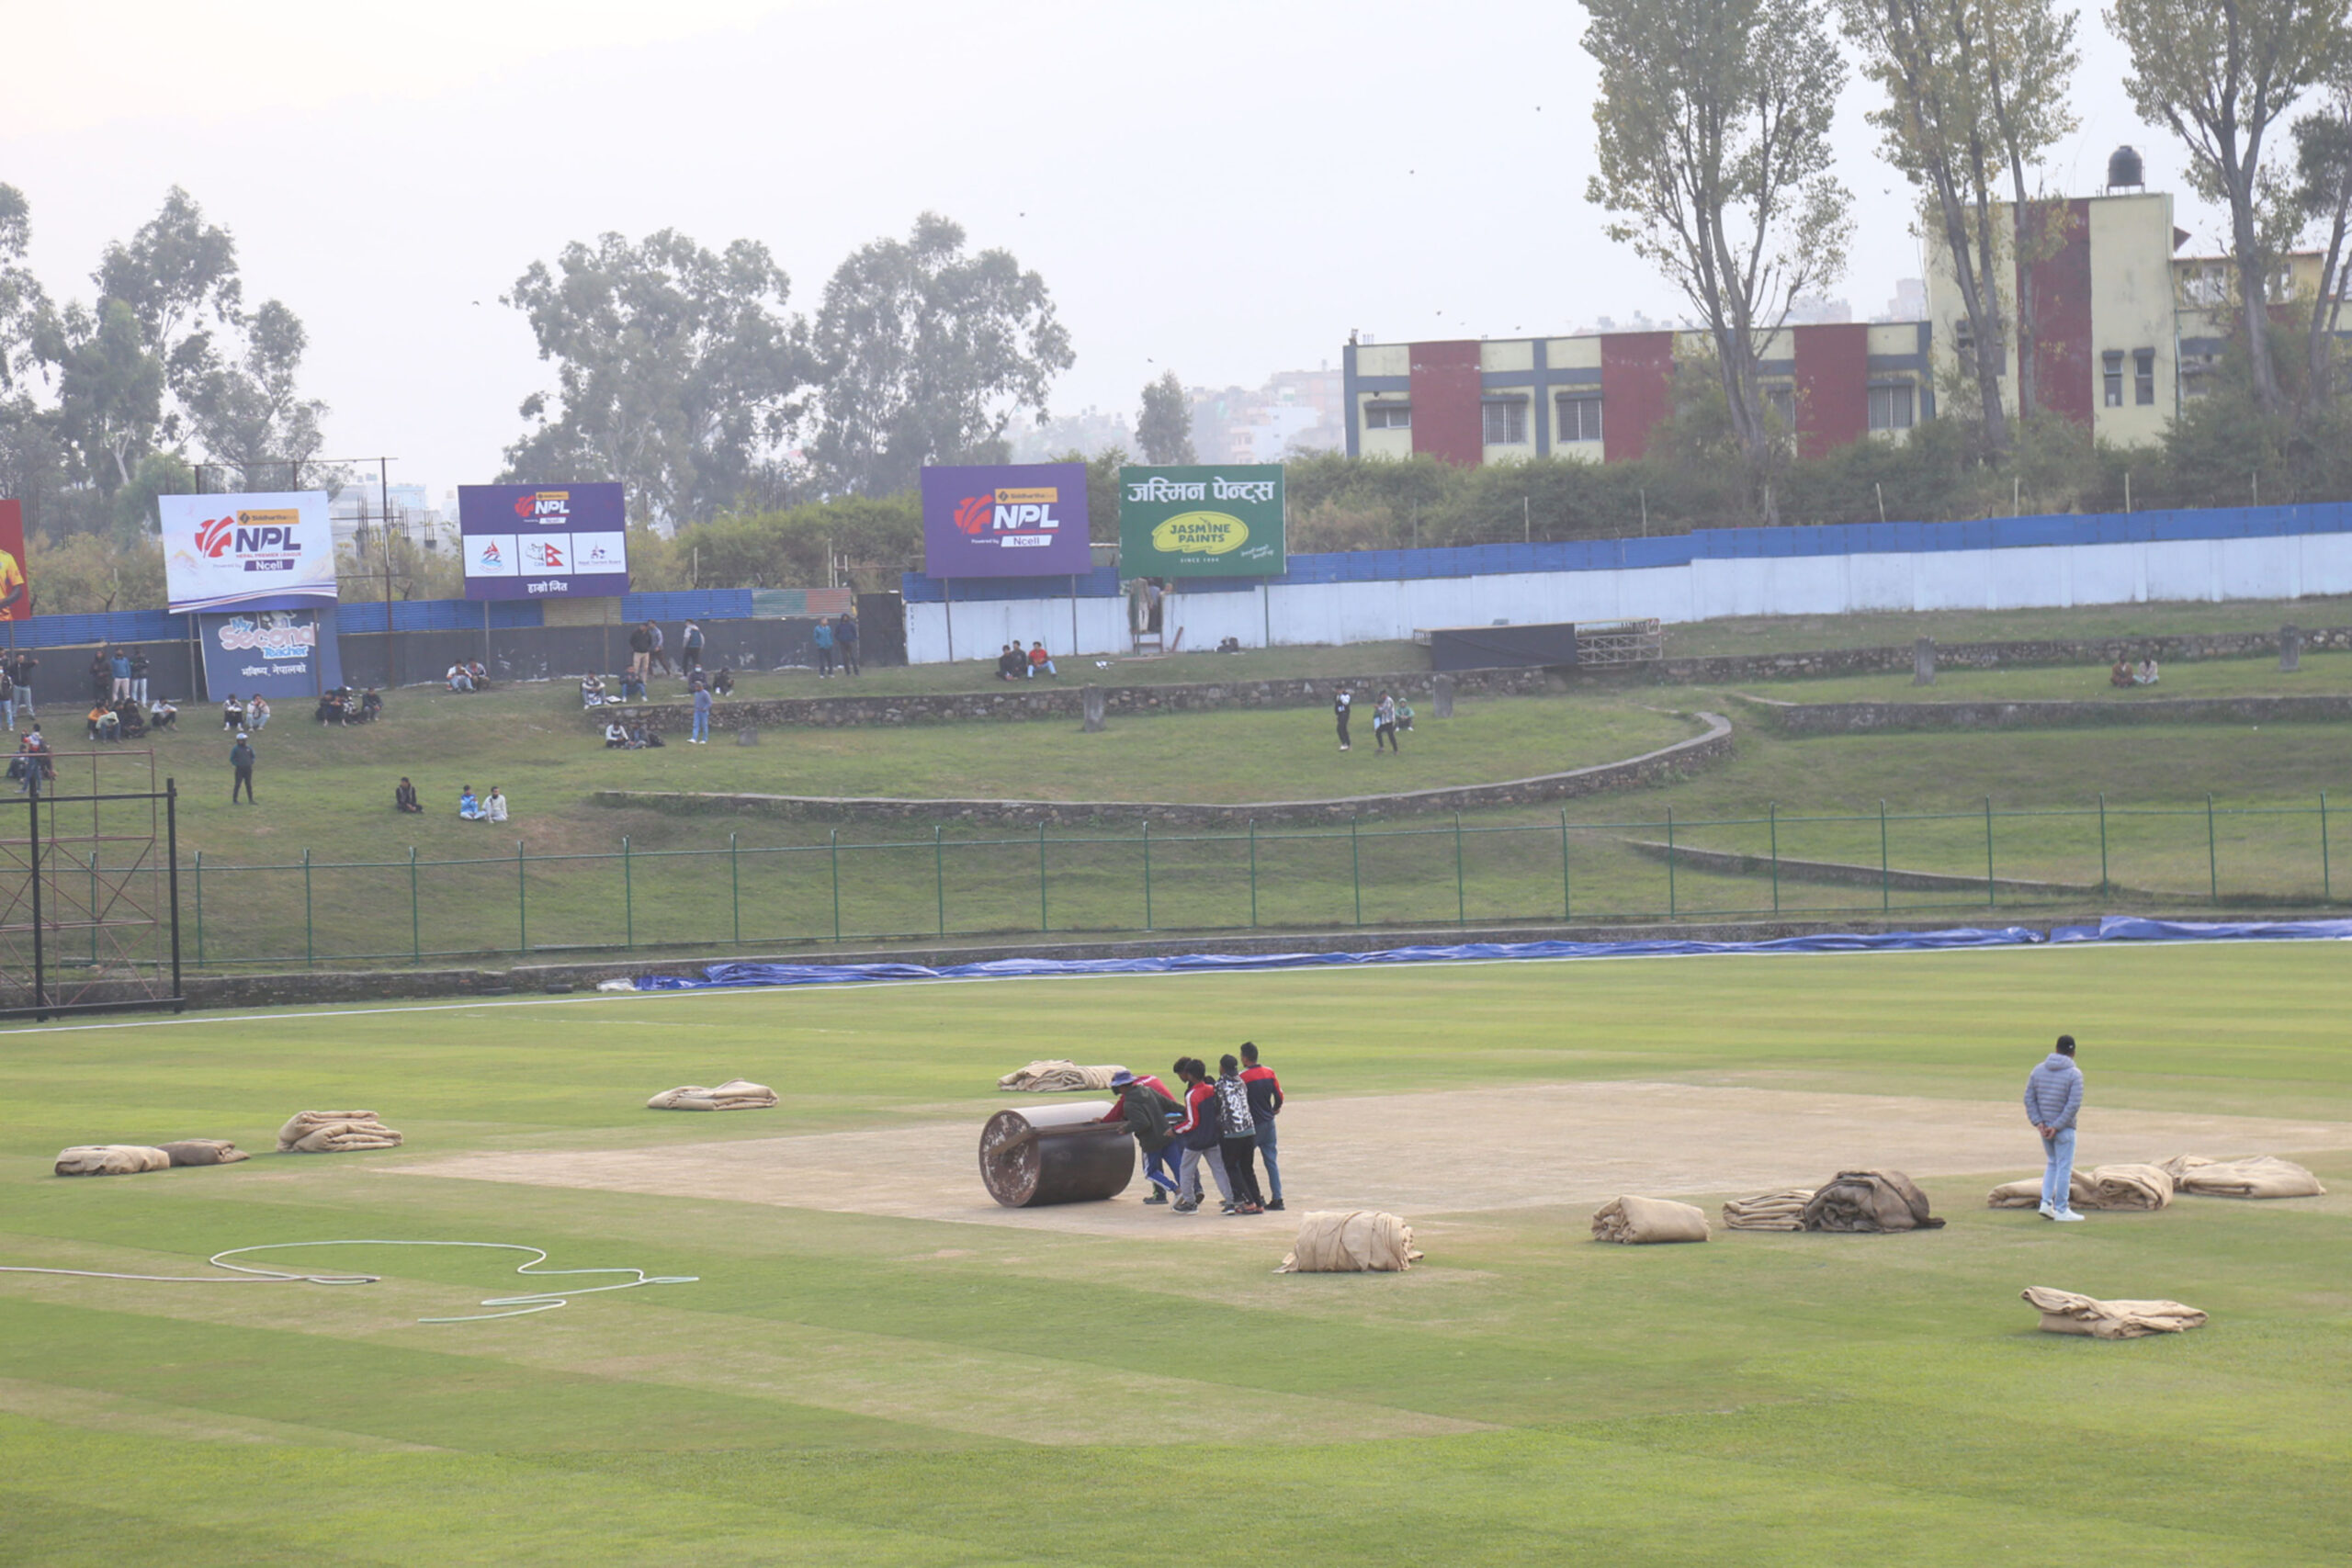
[1373,692,1400,753]
[690,680,712,744]
[1240,1042,1285,1211]
[1212,1054,1264,1213]
[1,662,15,732]
[836,612,860,675]
[649,622,673,676]
[229,731,256,803]
[9,651,34,720]
[628,621,653,682]
[130,650,150,705]
[813,616,835,677]
[681,619,704,676]
[2024,1034,2086,1222]
[1333,687,1353,751]
[1098,1067,1184,1202]
[1169,1057,1234,1214]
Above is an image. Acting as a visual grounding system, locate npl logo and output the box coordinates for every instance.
[514,491,571,520]
[953,485,1065,540]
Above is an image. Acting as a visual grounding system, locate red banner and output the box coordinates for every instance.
[0,500,25,620]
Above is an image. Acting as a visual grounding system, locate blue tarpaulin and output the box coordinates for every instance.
[2049,915,2352,943]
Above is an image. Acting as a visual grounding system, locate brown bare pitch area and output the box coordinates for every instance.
[396,1081,2352,1237]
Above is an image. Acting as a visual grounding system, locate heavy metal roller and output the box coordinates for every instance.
[978,1101,1135,1207]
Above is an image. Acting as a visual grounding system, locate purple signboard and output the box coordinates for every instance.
[919,463,1092,578]
[458,481,629,600]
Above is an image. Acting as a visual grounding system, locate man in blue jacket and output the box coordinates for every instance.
[2023,1034,2086,1221]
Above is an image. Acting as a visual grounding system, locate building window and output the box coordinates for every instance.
[1765,386,1796,429]
[2134,348,2156,406]
[1556,394,1602,443]
[1482,399,1528,445]
[1868,383,1915,431]
[1364,401,1411,430]
[2103,350,2125,408]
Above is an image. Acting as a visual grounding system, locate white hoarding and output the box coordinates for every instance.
[159,491,338,614]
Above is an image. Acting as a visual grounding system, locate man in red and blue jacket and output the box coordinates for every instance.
[1099,1068,1182,1201]
[1240,1041,1285,1211]
[1168,1057,1233,1214]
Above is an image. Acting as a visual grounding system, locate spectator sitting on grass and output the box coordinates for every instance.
[447,663,474,693]
[468,659,490,689]
[394,776,422,813]
[1027,641,1057,678]
[116,699,146,740]
[581,674,607,707]
[604,720,629,748]
[485,786,508,823]
[221,694,243,730]
[314,690,345,726]
[150,698,177,731]
[358,688,382,722]
[458,785,484,820]
[2109,659,2134,688]
[629,723,664,749]
[248,694,272,731]
[2133,658,2159,685]
[86,702,114,741]
[994,644,1023,681]
[710,667,735,696]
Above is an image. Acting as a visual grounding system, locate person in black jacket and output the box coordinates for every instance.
[229,732,256,803]
[1099,1068,1183,1202]
[1212,1054,1265,1214]
[1333,687,1353,751]
[393,776,423,813]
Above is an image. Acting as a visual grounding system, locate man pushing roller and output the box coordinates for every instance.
[1098,1068,1183,1202]
[2023,1034,2086,1222]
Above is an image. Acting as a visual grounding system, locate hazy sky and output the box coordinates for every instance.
[5,0,2211,499]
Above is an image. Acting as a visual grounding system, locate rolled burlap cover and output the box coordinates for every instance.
[1277,1211,1421,1273]
[55,1145,172,1177]
[2021,1286,2207,1339]
[2159,1154,2325,1199]
[157,1139,249,1168]
[1987,1172,2101,1210]
[2086,1163,2173,1211]
[996,1060,1123,1093]
[978,1102,1133,1207]
[1592,1195,1711,1244]
[647,1079,777,1111]
[1723,1188,1815,1230]
[1802,1169,1945,1232]
[277,1111,403,1154]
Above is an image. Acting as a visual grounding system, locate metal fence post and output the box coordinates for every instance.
[1559,807,1571,920]
[1038,820,1048,933]
[1351,815,1363,927]
[1879,800,1890,914]
[1453,811,1465,927]
[1768,801,1780,913]
[2324,791,2333,901]
[516,839,527,954]
[934,824,945,936]
[623,835,633,951]
[730,832,741,945]
[1142,820,1153,931]
[830,829,842,942]
[1984,796,1996,908]
[1665,805,1676,918]
[2098,793,2109,894]
[87,849,97,962]
[194,849,203,966]
[1249,819,1259,928]
[409,847,419,963]
[302,847,313,967]
[2206,793,2218,901]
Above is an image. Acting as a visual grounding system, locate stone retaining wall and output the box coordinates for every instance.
[599,665,1552,730]
[593,712,1735,827]
[1744,693,2352,734]
[1651,626,2349,683]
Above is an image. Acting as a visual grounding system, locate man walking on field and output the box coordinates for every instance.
[2023,1034,2086,1222]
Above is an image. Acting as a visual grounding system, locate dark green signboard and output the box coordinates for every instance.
[1117,465,1285,577]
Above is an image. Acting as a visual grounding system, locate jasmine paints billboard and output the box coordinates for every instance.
[1117,466,1284,577]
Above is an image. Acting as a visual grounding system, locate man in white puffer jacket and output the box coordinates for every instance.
[2023,1034,2086,1221]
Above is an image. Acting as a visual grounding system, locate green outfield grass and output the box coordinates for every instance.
[1,942,2346,1564]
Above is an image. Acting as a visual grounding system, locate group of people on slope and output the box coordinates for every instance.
[810,614,859,676]
[2109,657,2160,687]
[85,694,171,741]
[1332,687,1412,752]
[1100,1043,1285,1215]
[90,648,152,705]
[313,686,382,725]
[446,660,492,693]
[389,775,508,821]
[995,641,1057,680]
[6,729,55,795]
[603,719,665,749]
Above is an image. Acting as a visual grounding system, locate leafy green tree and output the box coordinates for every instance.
[1584,0,1854,519]
[27,527,166,613]
[184,299,327,491]
[109,451,195,547]
[2108,0,2352,412]
[503,230,812,526]
[808,213,1073,496]
[42,298,164,494]
[92,185,243,431]
[2291,65,2352,404]
[1135,370,1195,463]
[0,183,48,394]
[1842,0,2079,447]
[673,493,922,590]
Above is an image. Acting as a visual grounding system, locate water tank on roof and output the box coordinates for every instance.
[2108,145,2144,190]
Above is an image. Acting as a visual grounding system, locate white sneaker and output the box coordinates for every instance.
[2051,1210,2086,1222]
[2036,1202,2056,1219]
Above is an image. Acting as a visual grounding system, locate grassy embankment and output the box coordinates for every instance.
[0,945,2346,1563]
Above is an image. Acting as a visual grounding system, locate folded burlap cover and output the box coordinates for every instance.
[2086,1163,2174,1211]
[646,1078,778,1111]
[1987,1171,2100,1210]
[1722,1188,1815,1230]
[996,1060,1122,1093]
[2021,1286,2207,1339]
[2158,1154,2325,1199]
[1802,1169,1945,1232]
[55,1145,172,1177]
[1277,1211,1422,1273]
[157,1139,249,1167]
[277,1111,403,1154]
[1592,1195,1710,1244]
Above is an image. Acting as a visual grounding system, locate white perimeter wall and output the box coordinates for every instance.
[905,532,2352,663]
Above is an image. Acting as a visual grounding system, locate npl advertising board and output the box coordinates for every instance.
[0,499,27,620]
[458,482,628,600]
[919,463,1092,578]
[158,492,336,613]
[1117,465,1284,578]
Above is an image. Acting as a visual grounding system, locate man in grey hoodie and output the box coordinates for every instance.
[2023,1034,2086,1221]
